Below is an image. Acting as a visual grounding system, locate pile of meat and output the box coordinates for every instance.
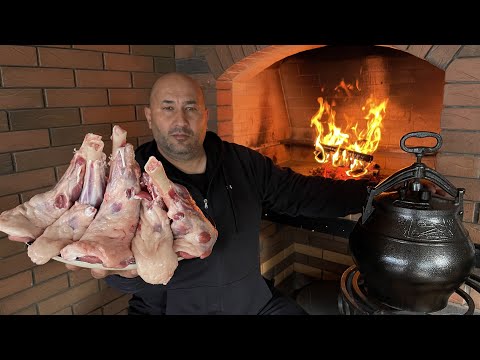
[0,125,218,285]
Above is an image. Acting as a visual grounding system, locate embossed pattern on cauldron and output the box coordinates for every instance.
[349,132,475,313]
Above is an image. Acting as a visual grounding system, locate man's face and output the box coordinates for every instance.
[144,79,208,161]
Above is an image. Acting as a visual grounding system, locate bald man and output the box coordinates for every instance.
[82,72,372,315]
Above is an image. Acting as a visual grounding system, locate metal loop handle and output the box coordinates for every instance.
[360,131,462,224]
[400,131,442,157]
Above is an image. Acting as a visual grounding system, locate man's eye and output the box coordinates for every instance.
[186,107,197,111]
[162,106,174,111]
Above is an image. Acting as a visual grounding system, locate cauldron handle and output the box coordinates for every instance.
[361,132,463,224]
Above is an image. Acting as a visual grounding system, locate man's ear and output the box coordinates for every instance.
[144,106,152,129]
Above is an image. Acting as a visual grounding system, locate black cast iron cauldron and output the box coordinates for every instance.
[349,131,475,313]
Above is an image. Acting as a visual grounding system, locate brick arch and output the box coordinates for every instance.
[209,45,464,140]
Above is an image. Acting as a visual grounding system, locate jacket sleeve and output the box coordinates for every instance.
[249,149,371,219]
[103,274,149,294]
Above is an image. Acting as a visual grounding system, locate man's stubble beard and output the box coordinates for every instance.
[155,132,203,161]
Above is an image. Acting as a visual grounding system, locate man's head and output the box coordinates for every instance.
[145,72,208,162]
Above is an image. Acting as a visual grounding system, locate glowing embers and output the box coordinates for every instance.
[310,80,388,178]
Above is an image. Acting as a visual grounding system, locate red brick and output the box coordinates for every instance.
[0,194,19,213]
[0,153,12,175]
[446,58,480,82]
[136,105,147,120]
[9,108,81,131]
[436,153,480,178]
[0,89,43,109]
[112,121,151,138]
[102,293,131,315]
[215,45,234,70]
[132,72,162,88]
[81,106,135,124]
[1,67,74,87]
[14,144,78,172]
[0,168,56,197]
[72,285,122,315]
[41,45,71,49]
[20,185,54,203]
[205,50,224,79]
[33,260,69,283]
[138,135,153,146]
[87,308,103,315]
[72,45,129,53]
[217,106,232,121]
[441,108,480,131]
[465,223,480,244]
[52,307,73,315]
[39,48,103,69]
[0,274,68,314]
[50,124,112,146]
[13,305,37,315]
[130,45,174,57]
[0,238,25,258]
[37,278,99,315]
[68,268,94,286]
[217,121,233,137]
[217,89,232,106]
[441,131,480,155]
[108,88,150,105]
[104,53,153,72]
[216,80,232,90]
[444,84,480,106]
[458,45,480,57]
[0,111,7,132]
[75,70,132,88]
[425,45,461,69]
[0,251,36,280]
[55,165,69,181]
[445,176,480,202]
[175,45,194,59]
[406,45,432,59]
[463,201,477,223]
[0,46,37,66]
[0,129,50,154]
[0,271,32,299]
[45,89,108,107]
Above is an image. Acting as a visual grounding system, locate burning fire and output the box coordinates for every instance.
[310,81,388,178]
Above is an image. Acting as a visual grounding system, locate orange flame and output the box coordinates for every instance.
[310,82,388,178]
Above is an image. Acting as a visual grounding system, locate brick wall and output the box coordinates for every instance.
[0,45,175,315]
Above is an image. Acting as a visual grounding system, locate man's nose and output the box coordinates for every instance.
[172,110,189,125]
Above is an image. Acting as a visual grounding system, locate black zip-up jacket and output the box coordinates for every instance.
[105,131,370,314]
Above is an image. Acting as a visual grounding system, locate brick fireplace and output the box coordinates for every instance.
[0,44,479,314]
[202,44,480,310]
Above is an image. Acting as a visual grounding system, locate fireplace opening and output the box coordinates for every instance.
[232,45,445,181]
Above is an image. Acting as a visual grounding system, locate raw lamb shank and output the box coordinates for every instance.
[131,173,178,285]
[27,134,107,265]
[0,135,88,242]
[60,126,141,269]
[144,156,218,260]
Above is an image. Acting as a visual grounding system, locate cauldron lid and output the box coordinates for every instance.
[374,190,458,212]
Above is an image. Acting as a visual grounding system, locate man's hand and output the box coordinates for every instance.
[65,264,138,279]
